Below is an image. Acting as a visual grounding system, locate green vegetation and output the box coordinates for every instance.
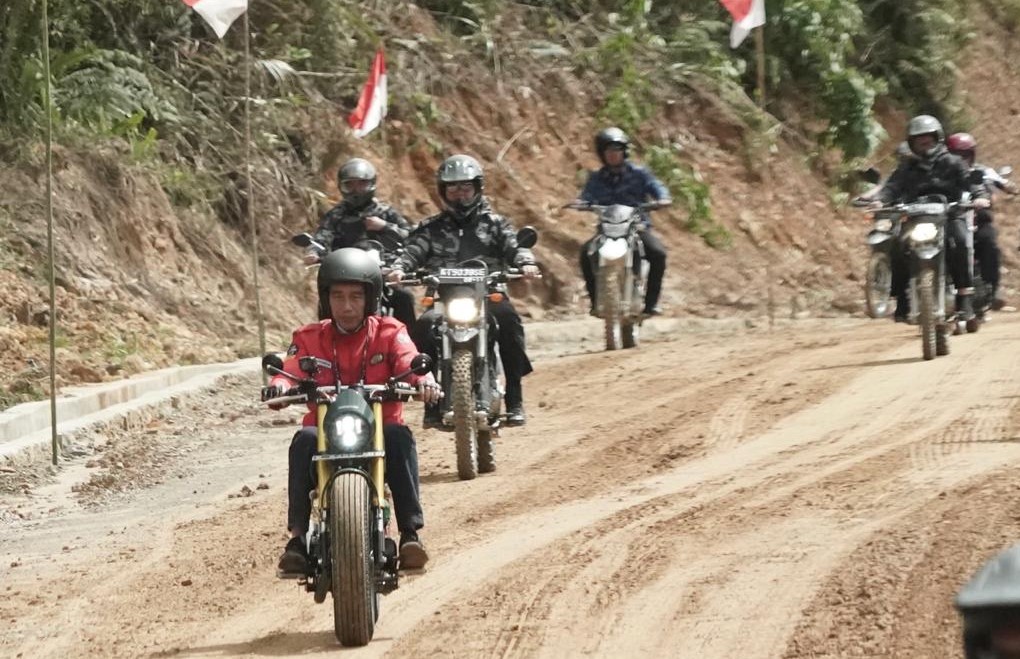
[0,0,1005,247]
[646,145,731,250]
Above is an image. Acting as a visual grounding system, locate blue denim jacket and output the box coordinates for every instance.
[579,162,671,226]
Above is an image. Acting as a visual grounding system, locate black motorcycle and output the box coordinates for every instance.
[862,195,975,360]
[399,227,538,481]
[261,352,431,646]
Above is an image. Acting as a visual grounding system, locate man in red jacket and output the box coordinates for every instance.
[262,248,441,574]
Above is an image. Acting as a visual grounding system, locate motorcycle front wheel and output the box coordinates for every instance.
[451,348,479,480]
[918,268,937,361]
[330,472,375,646]
[598,268,622,351]
[865,252,892,319]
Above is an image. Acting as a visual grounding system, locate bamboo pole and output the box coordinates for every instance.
[41,0,59,465]
[243,11,267,369]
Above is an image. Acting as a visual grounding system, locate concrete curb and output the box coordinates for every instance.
[0,359,261,465]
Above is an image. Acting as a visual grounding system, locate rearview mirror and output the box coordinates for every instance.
[516,226,538,249]
[858,167,882,185]
[291,233,314,248]
[410,354,433,375]
[262,353,284,373]
[999,165,1013,178]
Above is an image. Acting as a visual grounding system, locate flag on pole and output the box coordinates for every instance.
[348,49,388,139]
[182,0,248,39]
[719,0,766,48]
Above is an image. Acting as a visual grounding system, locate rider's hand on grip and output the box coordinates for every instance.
[521,264,541,279]
[417,377,443,405]
[261,384,289,410]
[387,269,405,284]
[974,197,991,209]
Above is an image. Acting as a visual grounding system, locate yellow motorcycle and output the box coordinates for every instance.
[261,352,431,646]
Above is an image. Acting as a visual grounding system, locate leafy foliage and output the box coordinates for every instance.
[646,145,731,250]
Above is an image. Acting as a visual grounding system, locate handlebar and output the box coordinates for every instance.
[564,201,664,212]
[263,381,422,407]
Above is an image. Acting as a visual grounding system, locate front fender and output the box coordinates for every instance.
[598,237,629,264]
[449,326,480,344]
[915,245,942,261]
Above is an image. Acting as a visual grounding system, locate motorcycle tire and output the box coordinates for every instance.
[330,472,375,647]
[918,268,936,361]
[598,268,622,351]
[451,348,479,481]
[865,252,893,319]
[936,324,950,356]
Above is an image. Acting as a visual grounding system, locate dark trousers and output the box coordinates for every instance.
[410,297,532,408]
[580,230,667,311]
[891,216,972,312]
[287,424,423,536]
[386,286,417,330]
[974,211,1000,291]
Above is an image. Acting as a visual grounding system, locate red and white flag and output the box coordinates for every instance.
[181,0,247,39]
[719,0,765,48]
[348,49,388,139]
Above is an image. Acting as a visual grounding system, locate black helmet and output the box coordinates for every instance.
[436,154,484,219]
[957,543,1020,659]
[316,247,383,318]
[594,127,630,163]
[906,115,945,158]
[337,158,377,209]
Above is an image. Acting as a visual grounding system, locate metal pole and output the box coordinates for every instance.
[42,0,59,465]
[243,11,267,367]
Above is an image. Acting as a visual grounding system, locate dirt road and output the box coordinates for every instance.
[4,314,1020,658]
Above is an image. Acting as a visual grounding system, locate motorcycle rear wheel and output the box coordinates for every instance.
[330,472,375,647]
[451,348,479,480]
[918,268,936,361]
[598,269,622,351]
[865,252,892,319]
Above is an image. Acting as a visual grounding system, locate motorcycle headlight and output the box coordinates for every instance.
[328,414,371,452]
[447,298,479,323]
[910,222,938,242]
[874,219,893,232]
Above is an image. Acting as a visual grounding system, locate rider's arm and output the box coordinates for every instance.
[389,325,428,386]
[391,221,433,273]
[876,162,909,205]
[378,205,413,242]
[642,168,672,205]
[312,205,341,249]
[494,214,535,267]
[577,170,600,205]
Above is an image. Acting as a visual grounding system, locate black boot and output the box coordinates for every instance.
[399,531,429,569]
[956,293,975,321]
[422,403,442,429]
[504,379,525,426]
[278,536,309,576]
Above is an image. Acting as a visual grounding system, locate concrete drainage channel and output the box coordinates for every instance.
[0,359,261,466]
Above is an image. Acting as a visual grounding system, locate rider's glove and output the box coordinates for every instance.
[261,384,285,401]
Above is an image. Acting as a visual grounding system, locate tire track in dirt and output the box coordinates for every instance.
[383,320,1020,658]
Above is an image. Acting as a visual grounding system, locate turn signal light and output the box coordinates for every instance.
[421,296,435,306]
[488,293,504,303]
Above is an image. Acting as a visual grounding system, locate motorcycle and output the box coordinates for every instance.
[261,351,432,647]
[398,227,538,481]
[568,201,660,350]
[969,165,1013,322]
[862,208,901,319]
[860,194,976,360]
[291,232,414,327]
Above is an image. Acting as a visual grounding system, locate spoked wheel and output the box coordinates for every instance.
[865,252,893,319]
